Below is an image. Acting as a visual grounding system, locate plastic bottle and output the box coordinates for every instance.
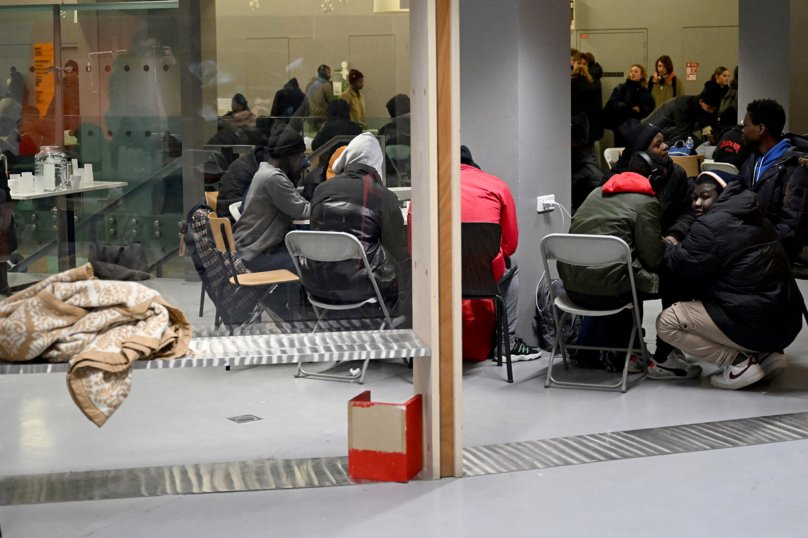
[686,137,694,154]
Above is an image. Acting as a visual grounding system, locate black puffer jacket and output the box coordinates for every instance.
[644,95,715,146]
[604,80,656,134]
[571,76,604,144]
[571,148,603,211]
[665,182,803,352]
[604,158,695,241]
[739,144,808,262]
[307,163,407,302]
[215,147,265,221]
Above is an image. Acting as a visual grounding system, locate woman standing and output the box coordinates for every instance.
[719,66,739,126]
[571,64,603,153]
[604,64,656,146]
[648,55,686,109]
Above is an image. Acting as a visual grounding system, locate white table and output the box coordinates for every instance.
[11,181,128,271]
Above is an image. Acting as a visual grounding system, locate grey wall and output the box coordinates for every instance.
[738,0,790,129]
[460,0,570,346]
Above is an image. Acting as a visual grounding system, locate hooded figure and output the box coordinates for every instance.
[379,94,411,147]
[604,119,695,242]
[306,133,408,304]
[311,99,362,159]
[271,78,305,118]
[571,112,602,210]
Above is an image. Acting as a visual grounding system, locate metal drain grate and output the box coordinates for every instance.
[227,415,263,424]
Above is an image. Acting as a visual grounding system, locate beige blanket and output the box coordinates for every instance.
[0,264,191,426]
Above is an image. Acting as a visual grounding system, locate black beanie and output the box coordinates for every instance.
[619,119,661,155]
[571,113,590,145]
[699,81,723,108]
[460,145,480,169]
[267,124,306,157]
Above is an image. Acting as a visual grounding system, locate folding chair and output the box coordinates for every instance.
[208,215,300,334]
[461,222,513,383]
[540,233,649,393]
[604,147,623,170]
[701,161,739,175]
[285,230,394,383]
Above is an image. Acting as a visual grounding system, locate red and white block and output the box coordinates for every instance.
[348,391,423,483]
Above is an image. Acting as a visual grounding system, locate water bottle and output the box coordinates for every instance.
[686,137,694,154]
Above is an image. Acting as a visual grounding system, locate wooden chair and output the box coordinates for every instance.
[205,191,218,212]
[670,155,705,178]
[208,215,299,332]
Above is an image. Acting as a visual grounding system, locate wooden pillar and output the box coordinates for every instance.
[410,0,461,480]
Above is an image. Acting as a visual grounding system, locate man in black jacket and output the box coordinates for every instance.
[739,99,808,263]
[657,171,804,389]
[644,82,722,146]
[604,120,694,243]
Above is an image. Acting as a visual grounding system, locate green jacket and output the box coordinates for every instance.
[558,172,665,296]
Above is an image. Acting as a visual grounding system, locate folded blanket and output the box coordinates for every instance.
[0,263,191,426]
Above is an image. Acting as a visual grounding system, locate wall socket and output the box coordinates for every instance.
[537,194,555,213]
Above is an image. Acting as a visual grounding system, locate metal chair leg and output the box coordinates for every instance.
[295,359,370,383]
[497,296,513,383]
[199,284,206,317]
[494,298,503,367]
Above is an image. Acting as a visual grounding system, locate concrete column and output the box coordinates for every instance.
[738,0,790,128]
[460,0,570,347]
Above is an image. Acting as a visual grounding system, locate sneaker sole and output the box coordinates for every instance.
[509,352,543,363]
[710,368,765,390]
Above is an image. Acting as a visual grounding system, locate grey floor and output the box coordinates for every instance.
[2,278,808,536]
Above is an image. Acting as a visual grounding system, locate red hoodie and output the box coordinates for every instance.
[601,171,655,196]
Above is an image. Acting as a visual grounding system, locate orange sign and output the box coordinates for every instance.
[33,43,55,117]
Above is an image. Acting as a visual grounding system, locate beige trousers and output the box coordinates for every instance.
[656,301,753,368]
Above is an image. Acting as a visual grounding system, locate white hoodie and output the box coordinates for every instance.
[332,132,384,179]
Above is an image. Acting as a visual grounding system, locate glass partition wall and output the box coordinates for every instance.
[1,0,413,337]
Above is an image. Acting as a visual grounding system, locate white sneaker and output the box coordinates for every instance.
[648,351,702,380]
[710,355,765,390]
[756,352,787,380]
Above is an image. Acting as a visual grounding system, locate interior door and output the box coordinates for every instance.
[680,26,738,96]
[349,34,396,127]
[576,29,647,157]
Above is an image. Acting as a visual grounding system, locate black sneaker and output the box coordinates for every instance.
[509,338,542,362]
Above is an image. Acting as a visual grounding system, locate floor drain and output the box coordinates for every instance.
[227,415,263,424]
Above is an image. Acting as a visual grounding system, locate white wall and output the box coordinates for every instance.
[214,0,409,121]
[460,0,570,346]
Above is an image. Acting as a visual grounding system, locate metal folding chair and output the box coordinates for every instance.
[701,161,739,175]
[285,231,394,383]
[540,233,649,393]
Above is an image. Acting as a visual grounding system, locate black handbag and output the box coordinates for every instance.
[89,242,149,273]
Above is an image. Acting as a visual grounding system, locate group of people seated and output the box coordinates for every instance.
[563,98,808,390]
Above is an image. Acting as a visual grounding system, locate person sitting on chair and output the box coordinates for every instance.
[559,151,702,379]
[306,133,409,313]
[657,171,804,389]
[407,146,540,361]
[233,124,311,274]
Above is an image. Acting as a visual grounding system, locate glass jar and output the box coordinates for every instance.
[34,146,68,191]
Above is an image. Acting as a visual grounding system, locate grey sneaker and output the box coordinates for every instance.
[648,351,702,380]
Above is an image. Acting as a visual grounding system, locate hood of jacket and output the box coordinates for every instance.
[326,99,351,120]
[588,62,603,81]
[704,181,764,224]
[602,171,655,196]
[332,132,384,179]
[753,138,792,182]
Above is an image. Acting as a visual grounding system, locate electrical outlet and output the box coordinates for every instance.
[537,194,555,213]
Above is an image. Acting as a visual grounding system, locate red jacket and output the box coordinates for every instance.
[408,164,519,360]
[407,164,518,279]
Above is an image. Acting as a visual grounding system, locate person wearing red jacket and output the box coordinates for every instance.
[408,146,539,361]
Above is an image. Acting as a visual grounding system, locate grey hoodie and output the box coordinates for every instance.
[233,162,310,261]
